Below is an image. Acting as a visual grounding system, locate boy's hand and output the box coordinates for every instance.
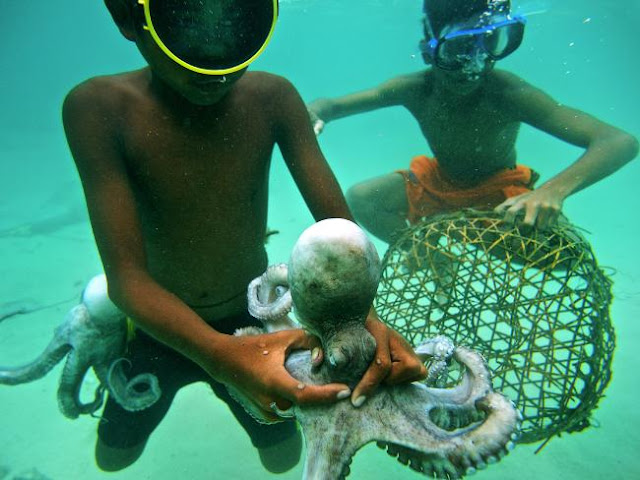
[307,108,325,136]
[210,330,351,422]
[350,314,427,408]
[495,187,565,231]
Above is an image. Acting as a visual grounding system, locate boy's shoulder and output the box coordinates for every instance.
[242,70,289,85]
[373,70,430,104]
[382,70,429,90]
[64,70,145,115]
[240,70,301,99]
[485,69,535,97]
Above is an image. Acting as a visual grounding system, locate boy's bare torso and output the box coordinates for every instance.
[96,69,279,319]
[398,70,521,184]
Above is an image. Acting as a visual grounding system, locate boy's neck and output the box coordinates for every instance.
[144,68,229,114]
[430,68,487,102]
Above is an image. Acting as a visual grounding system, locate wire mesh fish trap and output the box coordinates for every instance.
[375,210,615,444]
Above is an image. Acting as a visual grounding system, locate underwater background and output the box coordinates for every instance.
[1,0,638,478]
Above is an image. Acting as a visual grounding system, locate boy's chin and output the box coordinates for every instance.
[180,89,228,106]
[445,80,482,96]
[442,73,487,94]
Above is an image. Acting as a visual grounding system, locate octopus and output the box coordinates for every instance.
[0,274,160,419]
[241,218,521,479]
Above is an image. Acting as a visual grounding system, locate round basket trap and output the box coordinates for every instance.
[375,210,615,444]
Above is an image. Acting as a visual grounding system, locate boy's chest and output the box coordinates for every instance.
[419,95,508,135]
[411,95,517,159]
[123,111,274,209]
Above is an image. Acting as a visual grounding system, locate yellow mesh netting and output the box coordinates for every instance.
[375,210,615,445]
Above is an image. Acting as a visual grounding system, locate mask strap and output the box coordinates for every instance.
[133,0,148,30]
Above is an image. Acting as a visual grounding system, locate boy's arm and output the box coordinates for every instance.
[275,78,426,406]
[62,80,351,421]
[497,73,639,229]
[63,80,220,362]
[306,76,409,135]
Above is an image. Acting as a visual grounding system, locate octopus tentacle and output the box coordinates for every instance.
[247,263,293,325]
[420,346,493,406]
[369,348,520,477]
[379,391,519,478]
[0,334,71,385]
[415,335,455,385]
[57,351,104,419]
[105,358,162,412]
[301,421,360,480]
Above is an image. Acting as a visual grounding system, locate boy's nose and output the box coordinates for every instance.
[461,50,489,76]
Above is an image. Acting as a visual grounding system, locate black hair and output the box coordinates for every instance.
[103,0,134,27]
[423,0,512,38]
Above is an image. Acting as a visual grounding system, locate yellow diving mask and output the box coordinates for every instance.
[136,0,279,76]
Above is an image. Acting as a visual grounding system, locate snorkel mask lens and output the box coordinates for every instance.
[483,19,524,58]
[138,0,279,75]
[438,16,524,70]
[420,12,525,71]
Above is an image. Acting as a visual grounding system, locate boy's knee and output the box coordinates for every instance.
[257,428,302,474]
[346,183,375,221]
[95,437,147,472]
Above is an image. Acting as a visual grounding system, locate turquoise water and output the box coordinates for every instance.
[1,0,639,478]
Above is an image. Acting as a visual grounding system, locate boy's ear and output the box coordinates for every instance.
[104,0,137,42]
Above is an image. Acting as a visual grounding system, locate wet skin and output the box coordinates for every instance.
[63,11,426,440]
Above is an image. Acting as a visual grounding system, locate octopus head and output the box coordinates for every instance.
[81,274,124,327]
[288,219,381,381]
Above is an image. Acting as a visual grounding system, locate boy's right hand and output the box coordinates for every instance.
[307,108,325,136]
[206,330,351,422]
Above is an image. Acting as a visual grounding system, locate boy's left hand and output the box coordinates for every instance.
[350,313,427,407]
[495,187,565,230]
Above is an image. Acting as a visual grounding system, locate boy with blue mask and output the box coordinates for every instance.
[63,0,425,473]
[308,0,637,241]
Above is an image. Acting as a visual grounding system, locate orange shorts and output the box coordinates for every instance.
[398,155,538,224]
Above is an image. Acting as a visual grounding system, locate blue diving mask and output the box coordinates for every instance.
[420,11,526,73]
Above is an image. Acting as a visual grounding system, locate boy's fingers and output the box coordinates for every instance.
[503,204,521,224]
[387,359,427,384]
[283,329,322,353]
[539,207,560,231]
[522,203,538,227]
[350,357,390,406]
[275,375,351,406]
[536,209,551,230]
[494,198,511,213]
[386,331,428,384]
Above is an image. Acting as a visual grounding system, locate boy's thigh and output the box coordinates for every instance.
[97,390,176,449]
[97,314,296,450]
[97,374,298,451]
[347,172,408,213]
[97,330,206,449]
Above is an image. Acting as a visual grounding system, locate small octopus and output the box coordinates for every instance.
[0,274,160,419]
[239,218,521,479]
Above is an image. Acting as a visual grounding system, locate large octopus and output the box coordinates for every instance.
[241,218,521,479]
[0,274,160,419]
